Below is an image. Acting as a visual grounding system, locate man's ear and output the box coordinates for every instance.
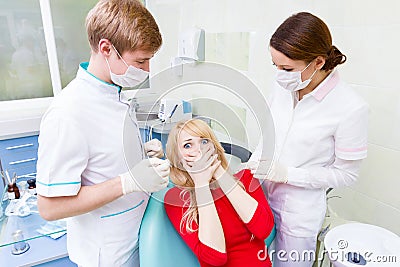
[98,38,112,57]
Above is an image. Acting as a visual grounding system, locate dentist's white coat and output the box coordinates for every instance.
[37,63,148,267]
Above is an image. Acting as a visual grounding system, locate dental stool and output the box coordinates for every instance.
[139,142,276,267]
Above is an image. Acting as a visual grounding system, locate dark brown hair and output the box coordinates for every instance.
[270,12,346,71]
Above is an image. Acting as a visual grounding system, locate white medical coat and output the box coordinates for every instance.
[265,70,368,238]
[37,63,148,266]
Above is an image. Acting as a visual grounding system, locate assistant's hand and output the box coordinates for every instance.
[246,159,288,183]
[120,158,170,194]
[265,162,288,183]
[144,139,164,158]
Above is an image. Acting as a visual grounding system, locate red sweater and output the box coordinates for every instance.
[164,169,274,267]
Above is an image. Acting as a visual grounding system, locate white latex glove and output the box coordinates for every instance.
[237,160,269,176]
[120,158,170,194]
[144,138,164,158]
[246,159,288,183]
[265,162,288,183]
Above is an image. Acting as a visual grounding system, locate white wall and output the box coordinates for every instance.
[148,0,400,235]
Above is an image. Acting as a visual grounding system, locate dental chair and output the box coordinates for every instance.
[139,142,276,267]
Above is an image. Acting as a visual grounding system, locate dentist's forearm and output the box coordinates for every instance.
[38,176,123,221]
[287,158,362,189]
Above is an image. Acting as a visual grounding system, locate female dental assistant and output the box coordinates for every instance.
[250,12,368,266]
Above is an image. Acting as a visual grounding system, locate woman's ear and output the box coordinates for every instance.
[315,55,326,70]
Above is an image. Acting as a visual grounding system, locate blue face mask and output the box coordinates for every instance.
[105,44,149,88]
[275,61,317,91]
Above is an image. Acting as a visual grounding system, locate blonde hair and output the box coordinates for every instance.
[85,0,162,53]
[166,119,229,233]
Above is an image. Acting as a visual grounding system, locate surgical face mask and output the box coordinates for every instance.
[105,44,149,88]
[275,61,317,92]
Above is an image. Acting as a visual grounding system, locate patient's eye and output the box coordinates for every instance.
[201,139,209,145]
[183,143,192,149]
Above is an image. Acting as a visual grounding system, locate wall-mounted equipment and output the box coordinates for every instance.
[171,27,205,76]
[158,98,192,123]
[177,27,205,61]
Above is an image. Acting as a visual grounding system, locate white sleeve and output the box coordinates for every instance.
[36,109,89,197]
[287,158,362,189]
[335,103,369,160]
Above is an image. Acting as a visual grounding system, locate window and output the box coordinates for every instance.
[0,0,52,101]
[0,0,98,102]
[50,0,97,88]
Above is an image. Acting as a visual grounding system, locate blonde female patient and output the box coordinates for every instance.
[164,119,274,267]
